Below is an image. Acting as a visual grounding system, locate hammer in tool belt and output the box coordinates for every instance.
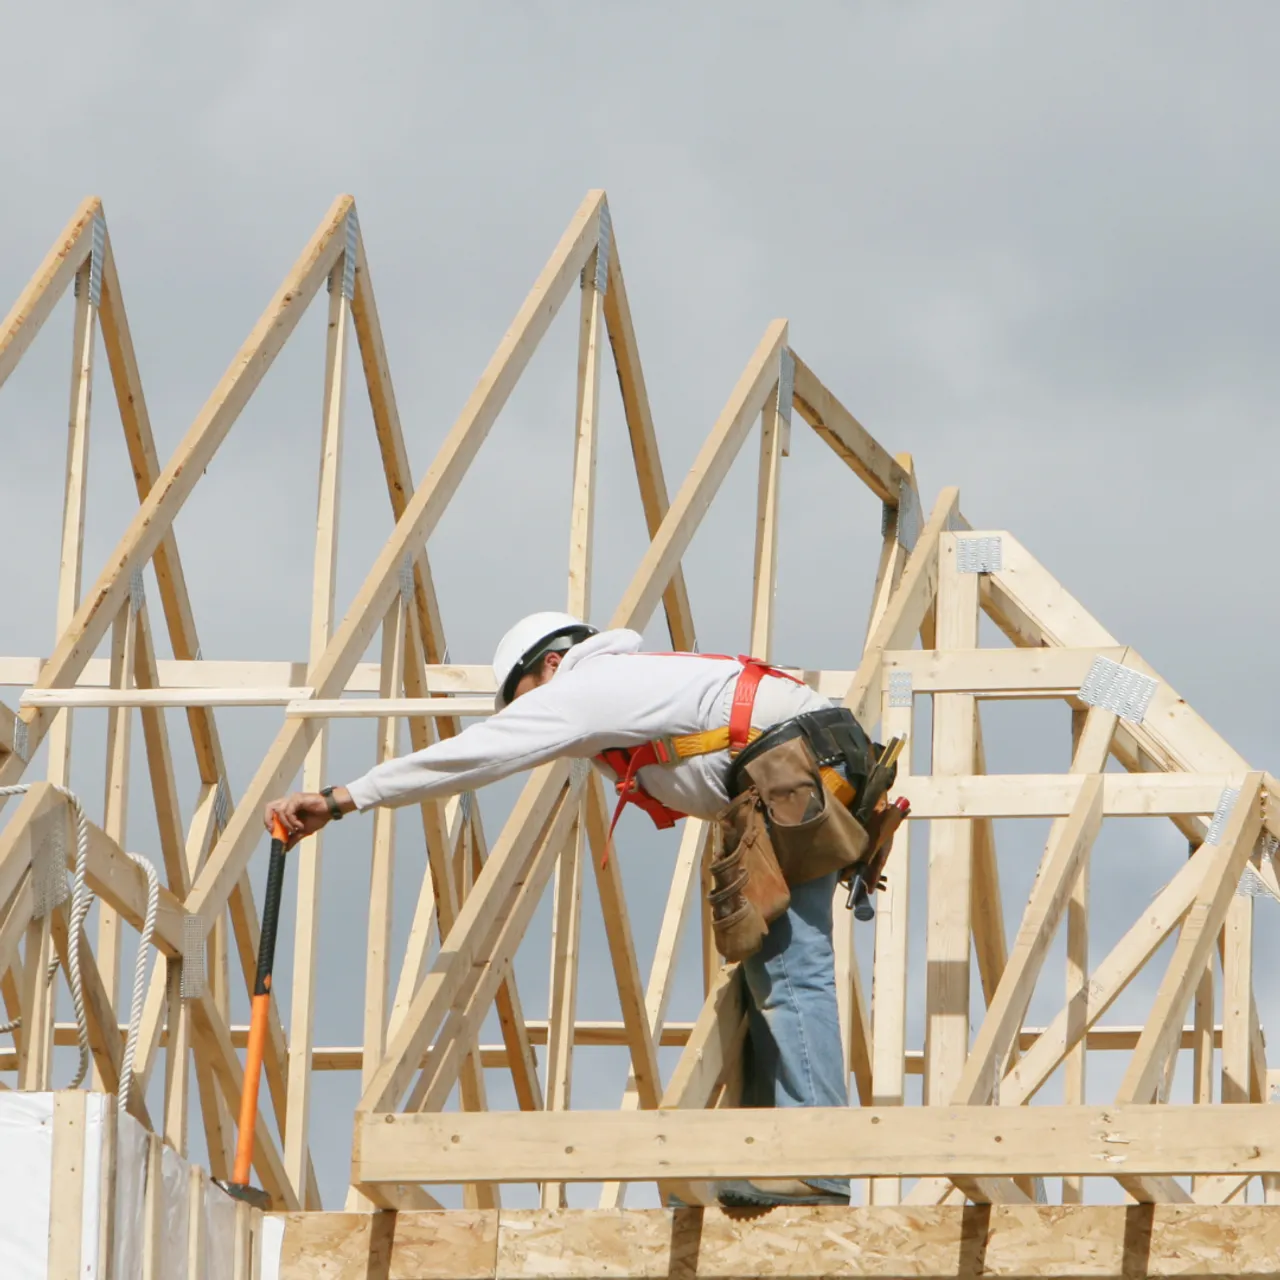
[844,736,909,921]
[217,814,291,1210]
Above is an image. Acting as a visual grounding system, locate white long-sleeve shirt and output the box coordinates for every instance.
[344,629,833,819]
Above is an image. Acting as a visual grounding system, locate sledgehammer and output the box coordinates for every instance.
[217,814,290,1211]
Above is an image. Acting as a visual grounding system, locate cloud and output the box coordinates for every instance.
[2,1,1278,1207]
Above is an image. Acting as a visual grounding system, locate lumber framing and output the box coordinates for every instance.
[3,188,1278,1279]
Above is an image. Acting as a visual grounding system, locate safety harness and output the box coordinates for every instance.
[595,655,804,837]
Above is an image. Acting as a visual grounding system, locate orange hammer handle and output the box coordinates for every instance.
[229,813,290,1188]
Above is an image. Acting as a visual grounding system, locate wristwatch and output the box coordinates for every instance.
[320,786,344,821]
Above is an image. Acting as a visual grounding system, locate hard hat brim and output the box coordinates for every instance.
[496,624,596,708]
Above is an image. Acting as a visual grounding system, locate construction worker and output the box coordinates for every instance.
[266,612,903,1208]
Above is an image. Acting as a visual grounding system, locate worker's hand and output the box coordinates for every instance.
[264,793,330,849]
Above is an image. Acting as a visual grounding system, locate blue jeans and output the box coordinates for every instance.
[741,870,849,1196]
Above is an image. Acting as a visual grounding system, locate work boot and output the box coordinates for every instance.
[716,1179,849,1207]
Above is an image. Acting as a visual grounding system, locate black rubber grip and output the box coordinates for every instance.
[845,869,875,922]
[255,844,288,996]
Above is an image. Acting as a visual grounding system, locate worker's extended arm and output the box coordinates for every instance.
[263,654,667,842]
[343,677,634,809]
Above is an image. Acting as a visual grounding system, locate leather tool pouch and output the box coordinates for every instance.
[742,737,870,886]
[708,790,791,962]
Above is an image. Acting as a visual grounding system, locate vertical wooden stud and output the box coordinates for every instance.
[869,693,913,1205]
[1062,706,1090,1204]
[285,255,350,1197]
[47,1090,87,1280]
[163,956,192,1155]
[924,533,978,1105]
[541,820,584,1209]
[749,378,784,659]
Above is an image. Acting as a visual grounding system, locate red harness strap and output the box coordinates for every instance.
[595,655,803,843]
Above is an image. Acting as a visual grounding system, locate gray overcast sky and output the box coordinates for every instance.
[2,3,1279,1207]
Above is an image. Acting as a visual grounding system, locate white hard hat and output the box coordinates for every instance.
[492,612,597,709]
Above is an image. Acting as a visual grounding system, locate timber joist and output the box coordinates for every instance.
[3,188,1278,1279]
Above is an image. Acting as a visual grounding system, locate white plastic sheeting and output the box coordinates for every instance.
[258,1215,285,1280]
[0,1093,57,1278]
[0,1092,249,1279]
[113,1106,149,1276]
[0,1092,111,1278]
[204,1176,239,1276]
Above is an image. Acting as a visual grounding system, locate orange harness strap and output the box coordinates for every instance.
[595,655,803,842]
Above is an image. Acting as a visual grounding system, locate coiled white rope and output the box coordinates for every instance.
[117,852,159,1119]
[0,783,159,1115]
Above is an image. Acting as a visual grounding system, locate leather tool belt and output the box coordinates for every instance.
[708,707,896,962]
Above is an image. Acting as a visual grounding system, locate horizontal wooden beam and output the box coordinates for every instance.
[901,773,1238,819]
[353,1105,1280,1186]
[273,1205,1280,1280]
[21,686,314,708]
[10,646,1214,704]
[883,646,1126,695]
[0,1020,1227,1073]
[0,657,494,692]
[287,697,495,719]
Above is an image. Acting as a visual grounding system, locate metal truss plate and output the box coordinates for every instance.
[11,718,28,763]
[88,213,106,309]
[180,914,207,999]
[342,209,359,301]
[896,480,920,553]
[888,670,913,708]
[956,535,1003,575]
[213,775,231,832]
[1236,865,1276,900]
[1077,656,1158,724]
[1206,786,1240,846]
[129,567,145,615]
[594,202,612,296]
[776,347,795,429]
[400,555,415,605]
[31,806,68,919]
[570,758,591,787]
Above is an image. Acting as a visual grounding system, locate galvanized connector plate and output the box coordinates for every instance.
[1206,786,1240,846]
[342,209,359,301]
[594,202,612,296]
[956,535,1003,575]
[88,213,106,309]
[776,347,795,430]
[181,914,207,999]
[213,775,231,832]
[896,481,920,553]
[888,670,913,708]
[1078,656,1158,724]
[31,806,68,919]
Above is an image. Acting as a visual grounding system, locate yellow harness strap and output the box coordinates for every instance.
[663,725,762,759]
[657,728,857,807]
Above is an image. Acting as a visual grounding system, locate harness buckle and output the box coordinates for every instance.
[651,735,679,765]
